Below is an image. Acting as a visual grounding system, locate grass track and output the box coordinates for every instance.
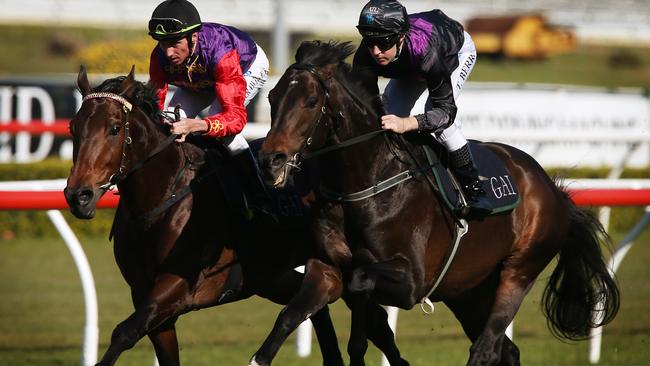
[1,227,649,366]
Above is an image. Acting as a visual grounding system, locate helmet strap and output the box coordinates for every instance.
[185,33,200,83]
[391,35,406,63]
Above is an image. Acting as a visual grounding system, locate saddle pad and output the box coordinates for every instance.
[428,142,520,215]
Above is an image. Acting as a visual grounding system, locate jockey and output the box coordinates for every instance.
[147,0,273,220]
[352,0,492,215]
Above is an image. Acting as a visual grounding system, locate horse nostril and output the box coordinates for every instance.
[77,189,94,206]
[271,153,288,168]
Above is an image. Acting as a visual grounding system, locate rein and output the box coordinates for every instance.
[288,64,422,202]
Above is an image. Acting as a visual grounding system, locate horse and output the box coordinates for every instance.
[64,66,358,366]
[254,41,621,366]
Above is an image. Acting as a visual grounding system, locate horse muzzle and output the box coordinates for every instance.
[64,185,102,219]
[258,151,297,189]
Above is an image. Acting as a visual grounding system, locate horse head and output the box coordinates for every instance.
[259,41,380,189]
[65,65,162,219]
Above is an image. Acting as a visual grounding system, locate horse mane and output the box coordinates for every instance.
[294,40,384,118]
[93,76,161,122]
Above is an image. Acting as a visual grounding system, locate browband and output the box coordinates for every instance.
[82,92,133,112]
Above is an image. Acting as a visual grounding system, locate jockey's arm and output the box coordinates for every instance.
[165,51,248,140]
[202,50,248,138]
[149,50,169,112]
[414,73,457,134]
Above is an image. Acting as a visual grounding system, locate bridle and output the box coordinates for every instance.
[283,63,331,172]
[80,92,177,191]
[282,63,386,173]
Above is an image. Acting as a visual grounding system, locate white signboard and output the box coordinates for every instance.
[409,86,650,167]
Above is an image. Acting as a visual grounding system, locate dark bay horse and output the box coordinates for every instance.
[64,66,354,366]
[255,41,620,366]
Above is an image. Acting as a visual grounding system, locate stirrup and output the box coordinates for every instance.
[456,188,492,218]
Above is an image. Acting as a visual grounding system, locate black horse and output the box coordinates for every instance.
[253,41,620,366]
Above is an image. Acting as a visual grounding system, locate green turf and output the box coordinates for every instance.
[0,227,648,365]
[1,23,649,91]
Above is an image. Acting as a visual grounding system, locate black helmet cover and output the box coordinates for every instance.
[149,0,202,41]
[357,0,409,38]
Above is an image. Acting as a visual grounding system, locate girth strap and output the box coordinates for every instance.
[319,169,415,202]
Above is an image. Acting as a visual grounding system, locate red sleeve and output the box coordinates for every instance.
[203,49,248,138]
[149,49,168,112]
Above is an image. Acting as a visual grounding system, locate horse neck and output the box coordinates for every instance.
[320,82,395,189]
[117,111,198,215]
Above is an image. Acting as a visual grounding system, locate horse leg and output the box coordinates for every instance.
[346,249,410,366]
[346,292,369,366]
[363,303,409,366]
[95,274,192,366]
[247,256,343,366]
[344,297,409,366]
[446,267,529,366]
[148,318,180,366]
[255,267,344,366]
[250,259,344,366]
[309,306,345,366]
[349,253,418,309]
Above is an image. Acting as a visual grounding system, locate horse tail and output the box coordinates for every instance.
[541,192,621,340]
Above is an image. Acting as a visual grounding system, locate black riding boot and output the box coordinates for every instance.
[449,144,493,217]
[233,149,277,224]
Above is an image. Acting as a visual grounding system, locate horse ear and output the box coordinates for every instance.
[120,65,137,98]
[77,65,91,97]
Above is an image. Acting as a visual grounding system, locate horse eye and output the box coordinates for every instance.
[305,96,318,108]
[109,124,121,136]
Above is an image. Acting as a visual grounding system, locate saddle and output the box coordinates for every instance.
[409,134,520,218]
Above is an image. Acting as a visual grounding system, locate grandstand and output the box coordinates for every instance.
[0,0,649,44]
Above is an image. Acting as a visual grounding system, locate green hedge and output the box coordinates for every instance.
[0,160,649,239]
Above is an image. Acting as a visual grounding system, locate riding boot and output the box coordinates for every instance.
[449,144,493,217]
[233,149,278,224]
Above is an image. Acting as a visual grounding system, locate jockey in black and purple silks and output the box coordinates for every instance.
[352,0,492,215]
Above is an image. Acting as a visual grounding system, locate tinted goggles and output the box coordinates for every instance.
[363,34,400,52]
[149,18,186,36]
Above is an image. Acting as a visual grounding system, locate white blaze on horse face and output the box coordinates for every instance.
[289,80,299,86]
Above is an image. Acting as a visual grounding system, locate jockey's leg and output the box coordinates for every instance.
[439,30,491,216]
[224,134,276,222]
[439,125,493,216]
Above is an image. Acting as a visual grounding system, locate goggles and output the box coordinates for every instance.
[363,34,401,52]
[149,18,200,37]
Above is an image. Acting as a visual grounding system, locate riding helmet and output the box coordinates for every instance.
[357,0,410,38]
[148,0,202,41]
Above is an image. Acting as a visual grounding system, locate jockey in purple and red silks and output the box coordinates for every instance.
[147,0,273,220]
[352,0,492,215]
